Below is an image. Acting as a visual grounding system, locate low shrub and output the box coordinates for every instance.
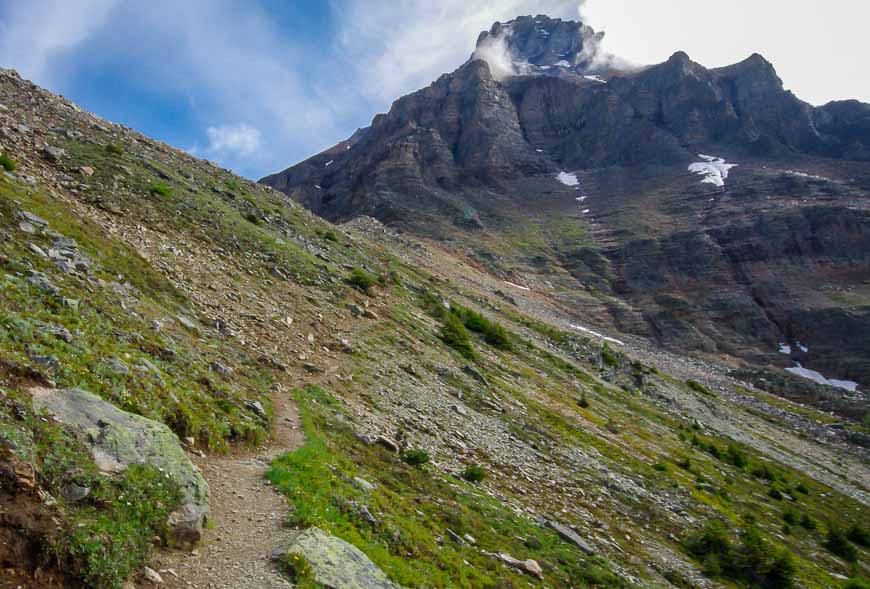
[105,143,124,155]
[825,525,858,562]
[461,465,486,483]
[800,513,817,530]
[847,524,870,547]
[401,449,431,467]
[600,344,619,367]
[0,153,15,172]
[281,552,314,584]
[845,577,870,589]
[683,521,796,588]
[149,182,171,196]
[348,268,376,294]
[440,313,475,359]
[686,380,714,396]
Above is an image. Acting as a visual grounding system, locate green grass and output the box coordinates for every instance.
[0,180,273,451]
[149,181,171,196]
[267,386,628,588]
[0,152,15,171]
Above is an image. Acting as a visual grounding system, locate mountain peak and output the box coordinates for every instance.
[474,14,608,74]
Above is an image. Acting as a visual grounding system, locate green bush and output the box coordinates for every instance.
[782,510,799,526]
[653,463,668,472]
[847,524,870,547]
[800,513,817,530]
[725,444,748,469]
[281,552,314,584]
[453,307,511,350]
[825,525,858,562]
[600,344,619,367]
[401,449,431,467]
[0,152,15,172]
[440,313,475,359]
[845,577,870,589]
[462,465,486,483]
[683,521,796,588]
[348,268,376,294]
[244,211,261,225]
[687,380,714,396]
[104,143,124,155]
[149,182,171,197]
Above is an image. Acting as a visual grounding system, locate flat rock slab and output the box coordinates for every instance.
[30,387,209,545]
[284,527,402,589]
[547,520,595,555]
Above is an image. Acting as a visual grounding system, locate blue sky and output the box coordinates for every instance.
[1,1,867,179]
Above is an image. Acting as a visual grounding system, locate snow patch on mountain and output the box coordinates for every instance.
[556,171,579,187]
[785,363,860,392]
[689,155,737,187]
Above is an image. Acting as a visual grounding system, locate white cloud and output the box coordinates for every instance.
[472,28,517,81]
[332,0,579,104]
[0,0,120,86]
[206,123,262,156]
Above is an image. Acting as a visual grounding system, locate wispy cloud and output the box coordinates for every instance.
[0,0,120,87]
[206,124,262,156]
[332,0,579,105]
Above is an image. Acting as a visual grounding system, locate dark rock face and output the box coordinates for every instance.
[261,14,870,388]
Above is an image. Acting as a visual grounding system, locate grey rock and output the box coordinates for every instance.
[209,361,233,377]
[281,527,402,589]
[107,357,130,375]
[31,354,59,370]
[42,146,66,162]
[55,260,75,273]
[245,400,267,420]
[62,483,91,503]
[376,435,399,453]
[547,520,595,555]
[61,297,79,311]
[30,387,209,545]
[45,324,73,343]
[176,315,198,332]
[18,221,36,234]
[21,212,49,228]
[462,365,489,387]
[353,477,375,493]
[28,243,48,258]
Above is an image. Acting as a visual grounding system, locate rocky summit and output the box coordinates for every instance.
[1,12,869,589]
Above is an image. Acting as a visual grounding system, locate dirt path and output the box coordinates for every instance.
[143,385,306,589]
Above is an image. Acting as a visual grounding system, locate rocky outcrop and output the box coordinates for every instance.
[29,387,209,545]
[279,527,402,589]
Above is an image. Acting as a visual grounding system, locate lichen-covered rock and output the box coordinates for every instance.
[29,387,208,545]
[283,527,401,589]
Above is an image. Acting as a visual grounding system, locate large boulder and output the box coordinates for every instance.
[282,527,401,589]
[29,387,208,545]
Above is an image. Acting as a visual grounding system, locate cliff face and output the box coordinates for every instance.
[262,15,870,387]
